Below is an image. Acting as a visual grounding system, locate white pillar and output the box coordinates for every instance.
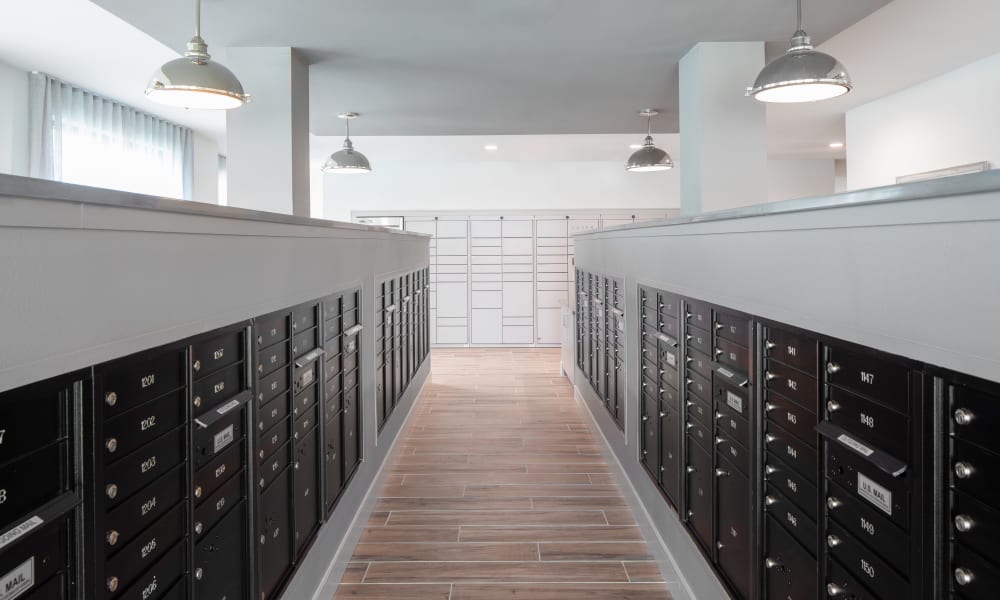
[225,47,310,216]
[679,42,767,215]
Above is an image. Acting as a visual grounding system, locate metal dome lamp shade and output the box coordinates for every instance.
[145,0,248,110]
[626,109,673,172]
[748,0,852,103]
[322,113,372,174]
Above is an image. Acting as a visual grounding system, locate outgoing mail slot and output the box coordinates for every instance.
[192,362,244,417]
[686,349,713,380]
[951,489,1000,561]
[0,515,68,600]
[105,465,184,553]
[765,422,817,484]
[685,299,712,330]
[714,310,750,344]
[292,329,318,359]
[256,314,289,349]
[258,442,291,491]
[194,471,245,540]
[764,515,818,600]
[193,439,243,506]
[952,438,1000,507]
[764,391,817,449]
[764,360,818,413]
[826,443,909,529]
[258,421,290,465]
[826,345,910,412]
[828,387,909,460]
[194,501,246,600]
[291,305,317,333]
[950,383,1000,453]
[764,456,817,521]
[765,326,819,376]
[105,504,184,591]
[686,327,712,356]
[100,347,185,418]
[294,403,319,441]
[258,395,289,437]
[717,402,749,449]
[686,371,711,403]
[764,484,816,551]
[114,539,184,600]
[715,338,750,372]
[191,328,243,377]
[104,389,185,464]
[825,521,908,600]
[258,367,289,406]
[256,343,288,378]
[294,429,321,555]
[827,483,909,575]
[0,378,66,465]
[105,428,184,509]
[193,398,245,468]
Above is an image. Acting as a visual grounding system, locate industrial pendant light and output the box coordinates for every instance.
[322,113,372,174]
[145,0,248,110]
[748,0,852,103]
[626,109,673,173]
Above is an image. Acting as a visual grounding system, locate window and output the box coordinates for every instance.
[29,72,193,199]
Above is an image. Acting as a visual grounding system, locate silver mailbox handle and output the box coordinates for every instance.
[345,324,364,337]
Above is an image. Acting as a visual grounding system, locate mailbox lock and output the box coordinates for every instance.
[260,535,266,545]
[764,465,777,475]
[826,362,841,374]
[954,408,975,426]
[105,392,118,407]
[954,567,975,586]
[827,583,846,597]
[106,484,118,500]
[764,558,781,569]
[827,400,842,413]
[826,534,842,548]
[195,522,204,535]
[765,340,776,350]
[765,434,776,444]
[715,437,725,446]
[954,462,975,479]
[686,466,696,474]
[765,371,778,381]
[764,495,778,506]
[715,468,729,477]
[194,485,203,499]
[954,514,975,532]
[195,568,204,581]
[194,396,202,408]
[107,577,120,593]
[105,438,118,453]
[106,530,120,546]
[764,403,777,412]
[827,497,844,510]
[193,360,202,372]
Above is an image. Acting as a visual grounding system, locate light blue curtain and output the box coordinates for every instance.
[28,72,194,199]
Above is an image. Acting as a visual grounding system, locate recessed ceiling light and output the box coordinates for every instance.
[829,142,844,148]
[484,145,498,151]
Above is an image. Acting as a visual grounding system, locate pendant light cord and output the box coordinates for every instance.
[345,117,351,142]
[195,0,202,38]
[796,0,802,31]
[646,113,652,138]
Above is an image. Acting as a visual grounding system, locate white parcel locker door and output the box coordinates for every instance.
[404,220,436,235]
[536,307,562,344]
[471,308,502,343]
[503,326,534,344]
[437,238,468,255]
[470,219,501,237]
[535,219,568,238]
[502,220,533,238]
[502,281,533,317]
[430,309,437,344]
[437,326,468,344]
[471,290,502,308]
[437,282,468,318]
[537,290,568,308]
[502,237,532,255]
[437,220,468,238]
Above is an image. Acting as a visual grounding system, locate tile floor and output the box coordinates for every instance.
[333,348,673,599]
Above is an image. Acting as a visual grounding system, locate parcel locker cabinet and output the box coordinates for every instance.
[819,341,931,600]
[0,371,87,600]
[91,340,191,600]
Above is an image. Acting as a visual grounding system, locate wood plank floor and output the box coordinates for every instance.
[334,348,671,599]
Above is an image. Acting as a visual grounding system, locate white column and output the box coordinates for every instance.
[225,47,310,216]
[679,42,767,215]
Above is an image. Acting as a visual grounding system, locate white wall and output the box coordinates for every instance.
[323,158,679,222]
[0,60,28,176]
[767,159,835,202]
[191,132,219,204]
[847,51,1000,190]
